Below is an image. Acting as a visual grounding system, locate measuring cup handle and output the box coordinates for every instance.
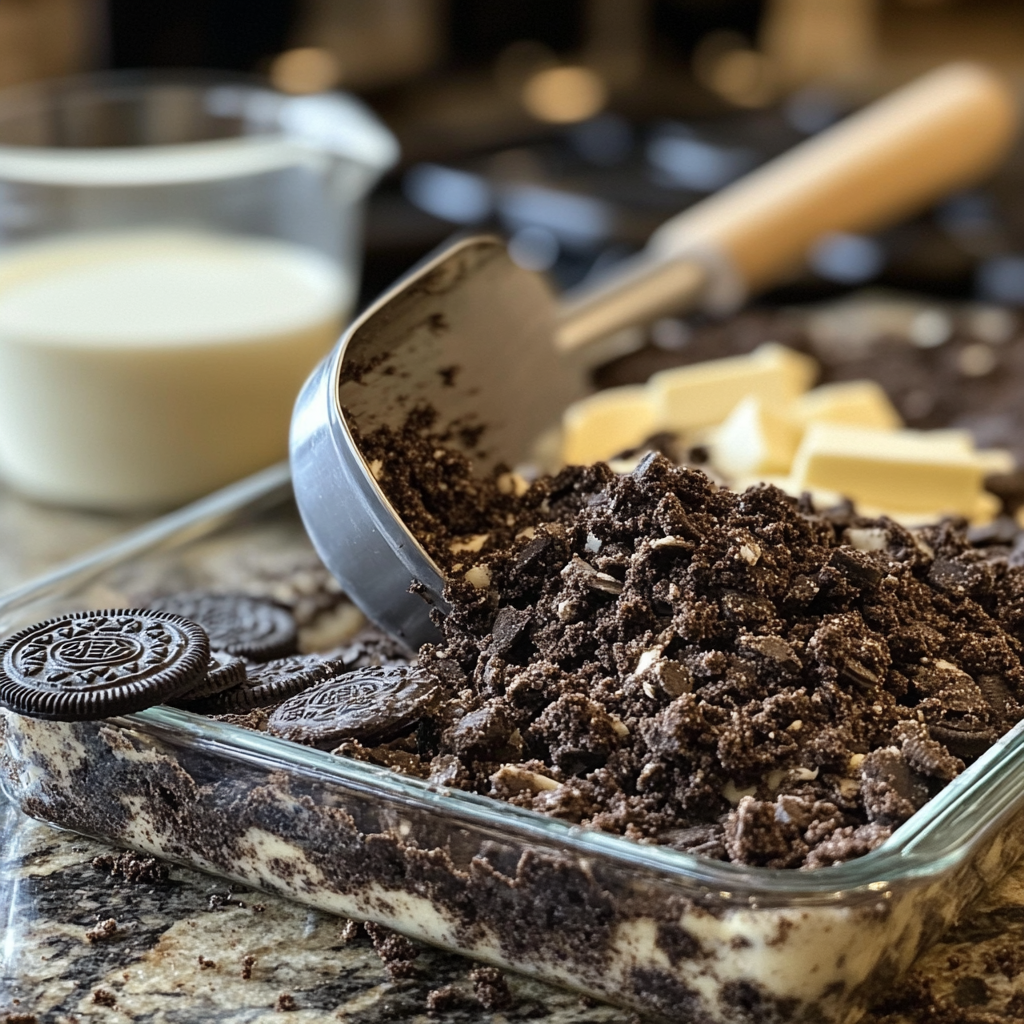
[556,61,1018,358]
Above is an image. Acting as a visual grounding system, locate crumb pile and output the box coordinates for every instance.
[343,441,1024,868]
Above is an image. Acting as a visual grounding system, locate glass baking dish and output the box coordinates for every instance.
[3,463,1024,1024]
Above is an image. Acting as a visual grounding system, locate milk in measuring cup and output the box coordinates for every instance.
[0,230,348,509]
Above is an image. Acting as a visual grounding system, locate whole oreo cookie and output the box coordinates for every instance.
[148,592,297,662]
[169,650,248,705]
[268,665,438,748]
[0,609,209,721]
[183,653,340,713]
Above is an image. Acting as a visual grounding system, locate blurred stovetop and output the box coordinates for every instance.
[103,0,1024,322]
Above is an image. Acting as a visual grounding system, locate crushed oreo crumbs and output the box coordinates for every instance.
[365,921,421,979]
[92,850,169,884]
[84,918,118,943]
[341,424,1024,869]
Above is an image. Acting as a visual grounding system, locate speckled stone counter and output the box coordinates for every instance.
[3,483,1024,1023]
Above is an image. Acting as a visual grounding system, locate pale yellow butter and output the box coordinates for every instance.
[920,429,979,453]
[791,424,987,516]
[713,396,802,477]
[562,384,658,466]
[649,343,816,433]
[975,448,1016,475]
[855,490,1001,527]
[794,380,902,430]
[742,471,999,526]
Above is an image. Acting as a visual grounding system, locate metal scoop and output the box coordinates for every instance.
[291,63,1017,648]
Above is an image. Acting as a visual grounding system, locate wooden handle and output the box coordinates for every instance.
[648,62,1018,299]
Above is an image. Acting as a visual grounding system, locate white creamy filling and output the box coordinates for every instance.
[2,711,90,791]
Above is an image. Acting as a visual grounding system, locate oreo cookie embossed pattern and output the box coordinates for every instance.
[268,665,439,748]
[0,593,346,722]
[0,610,209,720]
[170,650,249,704]
[185,653,342,714]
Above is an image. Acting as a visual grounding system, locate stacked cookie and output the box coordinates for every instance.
[0,592,413,726]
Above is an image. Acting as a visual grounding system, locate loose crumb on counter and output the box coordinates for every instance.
[364,922,420,979]
[470,966,512,1010]
[425,985,465,1012]
[84,918,118,943]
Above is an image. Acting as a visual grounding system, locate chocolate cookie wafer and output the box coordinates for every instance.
[148,591,298,662]
[268,665,438,748]
[183,653,341,713]
[0,609,209,721]
[169,650,248,705]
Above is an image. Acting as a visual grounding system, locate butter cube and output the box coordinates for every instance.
[791,424,986,516]
[921,429,976,453]
[713,396,802,477]
[866,429,1014,473]
[794,380,901,430]
[753,468,1000,527]
[857,490,1001,528]
[649,343,817,433]
[975,448,1016,475]
[562,385,658,466]
[761,343,819,393]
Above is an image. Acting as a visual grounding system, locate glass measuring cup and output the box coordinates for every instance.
[0,70,397,511]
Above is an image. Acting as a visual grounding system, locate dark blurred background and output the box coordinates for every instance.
[21,0,1024,311]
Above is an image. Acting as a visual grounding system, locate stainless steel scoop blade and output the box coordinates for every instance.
[291,236,574,646]
[290,63,1017,648]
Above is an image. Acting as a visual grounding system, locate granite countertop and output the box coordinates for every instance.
[3,483,1024,1023]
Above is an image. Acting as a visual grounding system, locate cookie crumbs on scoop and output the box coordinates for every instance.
[350,413,534,575]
